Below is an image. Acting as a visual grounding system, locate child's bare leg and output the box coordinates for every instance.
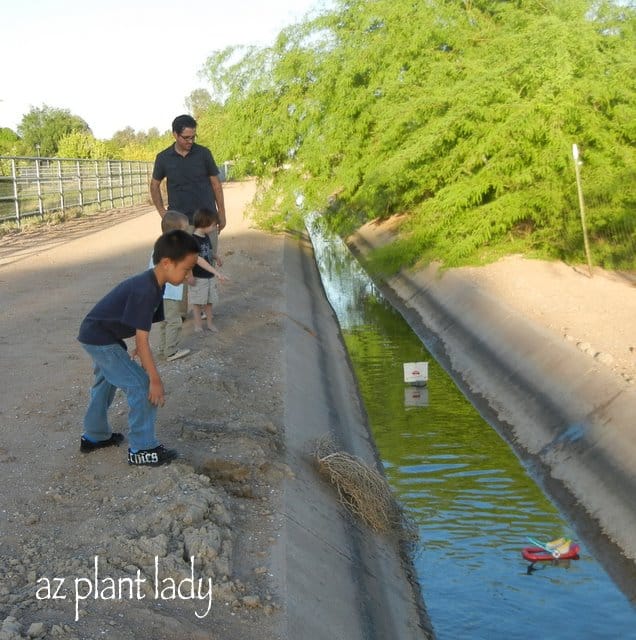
[205,304,217,331]
[192,304,204,332]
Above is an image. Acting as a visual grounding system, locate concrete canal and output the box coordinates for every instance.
[306,216,636,640]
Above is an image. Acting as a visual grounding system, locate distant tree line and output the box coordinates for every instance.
[0,105,170,161]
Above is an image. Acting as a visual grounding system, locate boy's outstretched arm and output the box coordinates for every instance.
[196,256,229,281]
[134,329,165,406]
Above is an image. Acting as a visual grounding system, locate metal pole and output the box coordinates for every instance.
[108,160,114,208]
[119,161,124,203]
[77,160,84,210]
[11,158,20,226]
[572,144,593,277]
[57,159,65,213]
[95,160,101,207]
[126,161,132,205]
[34,143,44,217]
[35,155,44,218]
[132,161,137,203]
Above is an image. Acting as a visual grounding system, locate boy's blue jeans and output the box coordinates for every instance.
[81,343,159,452]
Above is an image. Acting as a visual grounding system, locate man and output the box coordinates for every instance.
[150,114,226,320]
[150,114,226,231]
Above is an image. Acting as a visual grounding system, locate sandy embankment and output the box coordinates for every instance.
[349,217,636,574]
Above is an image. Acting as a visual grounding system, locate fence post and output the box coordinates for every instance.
[132,161,137,201]
[108,160,114,208]
[572,144,593,278]
[118,161,124,204]
[76,160,84,210]
[125,161,130,205]
[11,158,20,226]
[95,160,101,207]
[56,159,65,214]
[35,157,44,218]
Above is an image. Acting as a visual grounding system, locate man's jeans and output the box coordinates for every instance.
[81,343,159,452]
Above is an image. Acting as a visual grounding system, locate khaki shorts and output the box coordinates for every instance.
[189,277,218,305]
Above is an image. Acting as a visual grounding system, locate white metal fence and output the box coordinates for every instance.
[0,156,153,226]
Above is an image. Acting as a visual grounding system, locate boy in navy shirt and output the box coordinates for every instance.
[78,230,199,466]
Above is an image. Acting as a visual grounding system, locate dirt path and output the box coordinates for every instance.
[458,256,636,385]
[0,182,289,639]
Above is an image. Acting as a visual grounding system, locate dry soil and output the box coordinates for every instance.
[0,181,289,639]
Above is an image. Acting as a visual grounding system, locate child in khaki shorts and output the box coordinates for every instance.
[148,211,192,360]
[191,207,228,332]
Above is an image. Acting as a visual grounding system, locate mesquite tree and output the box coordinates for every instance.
[197,0,635,268]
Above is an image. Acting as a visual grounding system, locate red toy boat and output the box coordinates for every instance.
[522,537,580,562]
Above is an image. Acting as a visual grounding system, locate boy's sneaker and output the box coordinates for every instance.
[128,445,178,467]
[80,433,124,453]
[166,348,191,362]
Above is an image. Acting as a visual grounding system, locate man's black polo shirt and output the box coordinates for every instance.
[152,142,220,221]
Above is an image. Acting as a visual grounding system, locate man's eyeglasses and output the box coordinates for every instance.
[178,134,196,142]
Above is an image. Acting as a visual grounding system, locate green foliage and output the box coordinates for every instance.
[56,131,108,159]
[17,104,91,157]
[198,0,635,269]
[0,127,20,155]
[109,126,140,148]
[6,107,170,164]
[185,88,213,120]
[104,126,171,161]
[196,102,235,172]
[249,170,307,233]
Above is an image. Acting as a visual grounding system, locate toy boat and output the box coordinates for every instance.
[522,537,580,562]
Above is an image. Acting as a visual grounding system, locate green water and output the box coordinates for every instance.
[307,216,636,640]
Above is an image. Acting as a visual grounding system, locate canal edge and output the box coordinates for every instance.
[274,229,435,639]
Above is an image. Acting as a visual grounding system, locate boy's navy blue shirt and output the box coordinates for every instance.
[192,233,214,279]
[78,270,165,349]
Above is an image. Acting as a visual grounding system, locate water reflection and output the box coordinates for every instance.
[405,386,429,407]
[306,215,636,640]
[308,213,379,329]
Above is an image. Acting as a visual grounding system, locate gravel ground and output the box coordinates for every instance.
[0,181,289,639]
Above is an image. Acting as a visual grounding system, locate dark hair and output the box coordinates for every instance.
[172,114,197,134]
[161,210,189,233]
[192,207,219,229]
[152,229,199,265]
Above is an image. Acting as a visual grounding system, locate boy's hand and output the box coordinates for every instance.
[186,274,196,286]
[148,378,165,406]
[133,329,164,406]
[216,272,230,283]
[215,255,223,267]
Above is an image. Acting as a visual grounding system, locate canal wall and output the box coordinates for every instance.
[278,232,433,639]
[348,223,636,567]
